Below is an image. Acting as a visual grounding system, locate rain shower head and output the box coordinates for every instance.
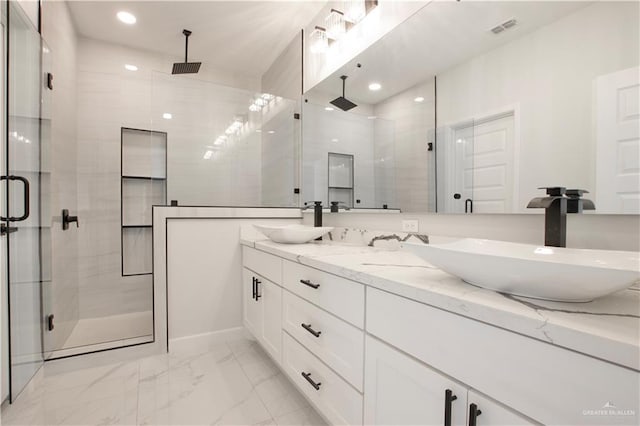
[172,29,201,74]
[330,75,357,111]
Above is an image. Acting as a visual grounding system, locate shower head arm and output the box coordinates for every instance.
[183,29,192,62]
[340,75,347,97]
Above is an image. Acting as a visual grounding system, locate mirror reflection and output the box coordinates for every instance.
[302,1,639,214]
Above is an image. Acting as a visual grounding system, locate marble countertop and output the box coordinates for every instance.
[241,237,640,371]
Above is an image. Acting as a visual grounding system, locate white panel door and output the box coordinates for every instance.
[259,278,282,363]
[467,390,536,426]
[467,113,515,213]
[364,336,467,426]
[596,67,640,213]
[242,268,261,338]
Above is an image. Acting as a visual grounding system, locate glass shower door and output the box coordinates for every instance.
[3,2,47,402]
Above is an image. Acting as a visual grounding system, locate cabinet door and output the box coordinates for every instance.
[243,268,261,338]
[260,278,282,363]
[364,336,467,426]
[467,391,536,426]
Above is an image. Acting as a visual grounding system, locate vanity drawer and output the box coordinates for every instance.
[243,247,282,284]
[366,287,639,426]
[283,290,364,391]
[282,260,364,328]
[282,332,363,426]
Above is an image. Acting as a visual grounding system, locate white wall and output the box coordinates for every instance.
[262,32,302,100]
[152,207,300,347]
[436,1,640,212]
[374,78,436,212]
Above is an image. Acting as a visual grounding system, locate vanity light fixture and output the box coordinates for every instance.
[414,96,425,102]
[203,150,213,160]
[214,136,227,146]
[124,64,138,71]
[325,9,347,40]
[268,130,276,134]
[117,11,137,25]
[249,104,261,112]
[310,26,329,53]
[162,113,172,120]
[368,82,381,91]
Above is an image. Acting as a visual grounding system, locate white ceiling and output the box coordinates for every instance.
[67,1,326,77]
[309,1,592,105]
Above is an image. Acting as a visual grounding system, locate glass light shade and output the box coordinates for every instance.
[310,27,328,53]
[325,9,346,40]
[249,103,261,112]
[344,0,366,23]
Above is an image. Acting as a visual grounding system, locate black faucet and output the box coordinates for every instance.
[566,189,596,213]
[303,201,324,241]
[303,201,323,226]
[330,201,351,213]
[527,187,595,247]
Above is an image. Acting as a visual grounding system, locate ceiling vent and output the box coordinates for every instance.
[490,18,517,35]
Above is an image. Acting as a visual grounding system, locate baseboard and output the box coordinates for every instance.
[169,326,249,351]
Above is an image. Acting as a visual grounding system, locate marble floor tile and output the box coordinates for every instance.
[1,336,324,426]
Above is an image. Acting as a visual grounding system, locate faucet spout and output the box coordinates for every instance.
[527,187,567,247]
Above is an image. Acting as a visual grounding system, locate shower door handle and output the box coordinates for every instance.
[1,175,30,222]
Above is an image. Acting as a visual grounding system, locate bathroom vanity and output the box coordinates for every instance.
[241,237,639,426]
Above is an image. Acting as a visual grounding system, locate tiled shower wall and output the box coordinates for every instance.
[41,1,80,352]
[74,37,287,319]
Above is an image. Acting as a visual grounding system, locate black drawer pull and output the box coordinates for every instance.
[300,279,320,289]
[301,372,321,390]
[301,323,321,337]
[251,278,262,302]
[252,277,256,300]
[468,403,482,426]
[444,389,457,426]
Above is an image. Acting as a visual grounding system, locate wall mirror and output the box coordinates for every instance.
[302,1,639,214]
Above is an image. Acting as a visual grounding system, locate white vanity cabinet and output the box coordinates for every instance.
[364,336,534,426]
[242,247,283,363]
[242,245,639,426]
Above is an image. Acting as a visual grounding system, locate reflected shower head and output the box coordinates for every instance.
[172,29,201,74]
[330,75,357,111]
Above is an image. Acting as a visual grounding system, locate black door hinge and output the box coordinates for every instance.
[46,73,53,90]
[47,314,55,331]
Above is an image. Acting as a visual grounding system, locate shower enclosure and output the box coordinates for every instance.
[2,1,300,403]
[1,1,52,402]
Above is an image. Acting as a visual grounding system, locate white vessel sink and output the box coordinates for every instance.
[403,238,640,302]
[253,224,334,244]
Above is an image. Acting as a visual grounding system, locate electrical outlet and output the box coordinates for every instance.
[401,219,419,233]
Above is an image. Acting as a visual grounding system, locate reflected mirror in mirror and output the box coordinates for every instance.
[302,1,639,214]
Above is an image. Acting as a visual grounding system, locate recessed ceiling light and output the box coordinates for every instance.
[268,130,275,134]
[117,11,137,25]
[124,64,138,71]
[414,96,425,103]
[162,113,172,120]
[331,138,339,142]
[368,82,381,91]
[325,107,334,111]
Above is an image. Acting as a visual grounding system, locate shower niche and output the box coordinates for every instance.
[121,128,167,276]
